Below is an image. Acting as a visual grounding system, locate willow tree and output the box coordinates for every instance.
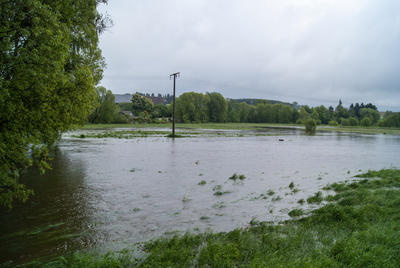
[88,86,116,124]
[0,0,111,209]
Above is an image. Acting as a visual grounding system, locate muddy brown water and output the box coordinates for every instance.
[1,128,399,265]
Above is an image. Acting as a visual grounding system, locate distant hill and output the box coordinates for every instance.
[232,98,300,109]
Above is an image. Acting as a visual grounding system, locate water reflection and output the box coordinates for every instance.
[0,145,93,265]
[1,130,399,265]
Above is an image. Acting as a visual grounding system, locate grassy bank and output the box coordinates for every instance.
[39,169,400,267]
[78,123,400,135]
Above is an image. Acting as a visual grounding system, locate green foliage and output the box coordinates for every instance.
[288,208,305,217]
[152,104,172,118]
[307,191,323,204]
[304,118,317,132]
[175,92,209,123]
[360,108,381,124]
[88,86,116,124]
[229,173,246,180]
[335,103,349,119]
[0,0,110,209]
[349,117,359,126]
[329,120,339,126]
[117,102,133,112]
[42,249,138,267]
[131,94,154,116]
[175,92,301,124]
[207,92,228,123]
[360,117,372,127]
[267,189,275,196]
[314,105,330,124]
[340,117,350,126]
[379,112,400,127]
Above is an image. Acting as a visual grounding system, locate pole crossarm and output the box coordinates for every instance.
[170,72,180,78]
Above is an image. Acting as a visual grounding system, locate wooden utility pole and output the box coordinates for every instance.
[170,72,180,137]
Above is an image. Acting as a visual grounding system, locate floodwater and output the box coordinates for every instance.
[1,127,399,266]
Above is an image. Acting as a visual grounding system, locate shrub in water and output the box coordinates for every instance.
[304,119,317,132]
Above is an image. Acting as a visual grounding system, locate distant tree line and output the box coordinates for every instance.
[88,90,400,127]
[302,100,400,127]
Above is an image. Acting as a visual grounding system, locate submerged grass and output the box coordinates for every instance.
[79,123,400,135]
[41,169,400,267]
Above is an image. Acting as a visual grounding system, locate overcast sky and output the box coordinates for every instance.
[98,0,400,111]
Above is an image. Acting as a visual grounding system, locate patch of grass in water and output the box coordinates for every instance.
[288,208,305,217]
[212,202,225,208]
[267,189,275,196]
[271,196,282,202]
[213,190,232,196]
[212,185,222,191]
[307,191,323,204]
[229,173,246,180]
[198,180,206,185]
[292,188,300,193]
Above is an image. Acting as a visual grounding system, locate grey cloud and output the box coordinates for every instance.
[98,0,400,111]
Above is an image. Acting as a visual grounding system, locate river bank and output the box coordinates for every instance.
[32,169,400,267]
[79,122,400,135]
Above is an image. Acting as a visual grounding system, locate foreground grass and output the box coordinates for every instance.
[79,123,400,135]
[38,169,400,267]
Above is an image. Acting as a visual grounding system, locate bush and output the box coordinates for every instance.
[329,120,339,126]
[349,117,359,126]
[382,113,400,127]
[296,119,303,124]
[377,120,385,127]
[340,118,350,126]
[304,119,317,132]
[360,117,372,127]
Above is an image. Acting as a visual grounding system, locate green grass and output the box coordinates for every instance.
[288,208,305,217]
[229,173,246,180]
[39,169,400,267]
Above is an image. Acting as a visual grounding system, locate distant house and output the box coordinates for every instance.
[113,93,167,106]
[114,94,132,104]
[145,96,167,105]
[120,110,135,118]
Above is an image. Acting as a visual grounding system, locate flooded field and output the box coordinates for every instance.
[1,127,399,265]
